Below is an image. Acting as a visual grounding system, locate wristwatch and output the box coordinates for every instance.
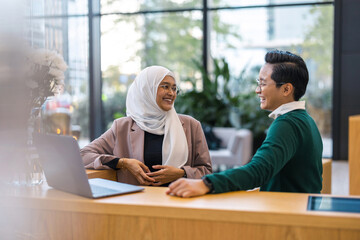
[181,168,187,178]
[202,176,214,193]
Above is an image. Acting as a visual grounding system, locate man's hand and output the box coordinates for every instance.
[122,158,155,185]
[146,165,185,186]
[166,178,210,198]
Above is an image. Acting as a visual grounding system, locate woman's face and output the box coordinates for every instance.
[156,75,177,111]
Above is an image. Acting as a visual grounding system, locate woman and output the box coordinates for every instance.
[81,66,212,186]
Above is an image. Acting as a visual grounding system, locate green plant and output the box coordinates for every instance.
[175,58,272,153]
[72,91,127,139]
[102,91,127,129]
[175,58,236,127]
[237,91,272,151]
[234,65,272,141]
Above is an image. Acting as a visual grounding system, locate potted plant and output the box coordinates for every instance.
[175,58,272,154]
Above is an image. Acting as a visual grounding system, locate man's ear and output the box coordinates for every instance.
[283,83,294,97]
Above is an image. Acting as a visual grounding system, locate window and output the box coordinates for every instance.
[101,9,202,129]
[27,0,89,147]
[211,4,334,157]
[26,0,334,157]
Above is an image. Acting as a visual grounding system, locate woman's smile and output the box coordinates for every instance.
[156,75,177,111]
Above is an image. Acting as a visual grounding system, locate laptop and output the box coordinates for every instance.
[33,133,144,198]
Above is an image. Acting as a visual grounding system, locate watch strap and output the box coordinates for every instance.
[202,176,214,193]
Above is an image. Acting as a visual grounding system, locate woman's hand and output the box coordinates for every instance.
[166,178,210,198]
[146,165,185,186]
[122,158,156,185]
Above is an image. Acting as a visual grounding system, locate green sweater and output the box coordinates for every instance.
[207,109,323,194]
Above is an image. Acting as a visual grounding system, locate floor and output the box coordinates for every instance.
[331,160,349,196]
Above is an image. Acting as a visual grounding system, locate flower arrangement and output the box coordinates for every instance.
[26,48,68,112]
[22,49,68,185]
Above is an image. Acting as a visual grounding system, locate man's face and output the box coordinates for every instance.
[255,63,286,112]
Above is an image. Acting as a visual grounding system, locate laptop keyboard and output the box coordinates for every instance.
[90,184,121,196]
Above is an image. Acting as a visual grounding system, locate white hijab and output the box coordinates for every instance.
[126,66,188,168]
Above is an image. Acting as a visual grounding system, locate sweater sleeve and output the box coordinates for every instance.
[206,118,299,193]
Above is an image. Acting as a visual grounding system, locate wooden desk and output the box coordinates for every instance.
[85,159,332,194]
[349,115,360,195]
[1,183,360,240]
[321,158,332,194]
[86,169,117,181]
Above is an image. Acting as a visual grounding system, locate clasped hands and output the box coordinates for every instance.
[121,158,185,186]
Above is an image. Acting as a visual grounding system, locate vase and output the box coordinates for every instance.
[18,107,45,186]
[27,145,44,185]
[11,147,44,186]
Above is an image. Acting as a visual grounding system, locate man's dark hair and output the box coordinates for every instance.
[265,50,309,101]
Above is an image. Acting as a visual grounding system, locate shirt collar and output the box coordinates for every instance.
[268,101,306,119]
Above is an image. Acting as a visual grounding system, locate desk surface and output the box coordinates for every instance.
[2,182,360,240]
[3,182,360,231]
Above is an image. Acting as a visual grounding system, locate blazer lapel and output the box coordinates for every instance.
[129,120,145,163]
[178,116,190,161]
[129,116,186,164]
[180,117,186,133]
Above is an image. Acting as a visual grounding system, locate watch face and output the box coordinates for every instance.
[203,177,214,192]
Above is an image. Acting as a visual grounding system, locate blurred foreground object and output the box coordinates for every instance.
[0,1,67,238]
[0,6,28,186]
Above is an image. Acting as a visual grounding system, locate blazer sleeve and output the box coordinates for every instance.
[182,118,213,179]
[80,120,119,170]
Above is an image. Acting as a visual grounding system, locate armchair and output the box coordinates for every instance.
[209,127,253,170]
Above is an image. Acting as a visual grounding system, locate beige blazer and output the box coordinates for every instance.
[80,114,212,185]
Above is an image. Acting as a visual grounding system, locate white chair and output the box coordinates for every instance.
[209,127,253,169]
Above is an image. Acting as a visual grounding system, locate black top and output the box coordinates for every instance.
[143,131,163,172]
[104,131,163,172]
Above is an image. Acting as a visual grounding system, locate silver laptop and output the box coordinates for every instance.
[33,133,144,198]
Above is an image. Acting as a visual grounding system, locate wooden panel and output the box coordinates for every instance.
[3,183,360,239]
[8,210,360,240]
[321,158,332,194]
[5,186,360,230]
[86,169,117,181]
[349,115,360,195]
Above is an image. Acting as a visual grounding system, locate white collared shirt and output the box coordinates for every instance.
[268,101,306,119]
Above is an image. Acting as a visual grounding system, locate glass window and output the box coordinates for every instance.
[27,16,90,147]
[67,17,90,147]
[101,0,201,14]
[25,0,333,156]
[28,0,88,17]
[101,11,202,129]
[211,5,333,157]
[210,0,332,8]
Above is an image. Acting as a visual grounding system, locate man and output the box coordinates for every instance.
[167,50,323,197]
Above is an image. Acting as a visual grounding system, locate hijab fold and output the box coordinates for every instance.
[126,66,188,168]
